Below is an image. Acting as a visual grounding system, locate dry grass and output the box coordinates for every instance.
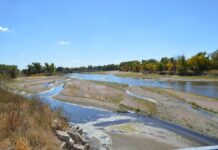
[0,88,68,150]
[120,96,157,115]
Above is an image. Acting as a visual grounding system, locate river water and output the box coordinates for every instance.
[35,74,218,147]
[70,73,218,99]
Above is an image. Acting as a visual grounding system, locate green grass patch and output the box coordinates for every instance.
[93,80,128,90]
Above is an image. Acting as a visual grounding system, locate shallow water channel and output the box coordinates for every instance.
[37,79,218,146]
[70,73,218,99]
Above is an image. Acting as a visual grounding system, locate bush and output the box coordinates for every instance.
[0,88,68,150]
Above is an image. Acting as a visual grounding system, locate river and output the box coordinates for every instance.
[70,73,218,99]
[35,74,218,148]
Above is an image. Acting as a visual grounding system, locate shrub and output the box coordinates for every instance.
[0,88,68,150]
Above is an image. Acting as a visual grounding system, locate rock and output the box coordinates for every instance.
[57,128,90,150]
[73,144,86,150]
[65,138,75,150]
[56,130,70,142]
[76,126,80,131]
[78,128,83,134]
[67,130,87,145]
[68,138,75,145]
[84,143,90,149]
[60,142,67,150]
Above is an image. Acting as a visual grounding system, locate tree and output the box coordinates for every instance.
[160,57,169,71]
[44,63,56,75]
[211,50,218,69]
[26,62,43,75]
[141,59,158,72]
[187,52,210,74]
[157,63,164,73]
[176,55,187,75]
[32,62,43,74]
[0,64,19,78]
[120,62,129,71]
[119,61,141,72]
[166,57,176,74]
[23,62,56,76]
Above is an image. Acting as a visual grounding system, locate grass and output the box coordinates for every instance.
[119,97,157,116]
[189,101,218,113]
[134,97,157,115]
[93,80,128,89]
[0,87,68,150]
[115,124,136,132]
[93,71,218,81]
[150,87,218,113]
[116,72,165,79]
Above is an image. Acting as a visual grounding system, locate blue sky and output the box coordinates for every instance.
[0,0,218,69]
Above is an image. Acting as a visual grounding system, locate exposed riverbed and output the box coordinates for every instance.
[8,75,218,150]
[70,73,218,99]
[37,81,218,149]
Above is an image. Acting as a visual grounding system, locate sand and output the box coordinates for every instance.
[105,122,200,150]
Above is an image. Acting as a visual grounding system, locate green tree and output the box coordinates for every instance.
[0,64,19,78]
[187,52,210,74]
[211,50,218,69]
[160,57,169,71]
[141,59,158,72]
[166,58,176,73]
[176,55,187,75]
[120,61,141,72]
[44,63,56,75]
[157,63,164,73]
[26,62,43,75]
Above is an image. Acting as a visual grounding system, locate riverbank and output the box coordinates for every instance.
[0,87,68,149]
[4,75,68,94]
[127,86,218,138]
[87,71,218,82]
[54,78,218,138]
[106,122,200,150]
[8,75,218,138]
[53,79,157,115]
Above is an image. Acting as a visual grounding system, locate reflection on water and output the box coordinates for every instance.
[70,73,218,98]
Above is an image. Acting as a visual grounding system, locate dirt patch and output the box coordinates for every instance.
[61,79,125,104]
[97,71,218,82]
[161,88,218,112]
[106,122,199,150]
[128,86,218,138]
[6,76,67,93]
[56,79,157,114]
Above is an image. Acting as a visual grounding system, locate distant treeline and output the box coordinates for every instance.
[56,64,119,73]
[118,50,218,75]
[0,63,56,79]
[0,50,218,78]
[56,50,218,75]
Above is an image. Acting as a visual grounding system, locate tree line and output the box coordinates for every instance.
[58,50,218,75]
[0,50,217,78]
[22,62,56,76]
[56,64,119,73]
[119,50,218,75]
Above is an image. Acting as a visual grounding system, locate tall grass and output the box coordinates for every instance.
[0,88,68,150]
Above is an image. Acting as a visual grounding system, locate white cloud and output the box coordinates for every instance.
[0,26,12,32]
[58,40,70,45]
